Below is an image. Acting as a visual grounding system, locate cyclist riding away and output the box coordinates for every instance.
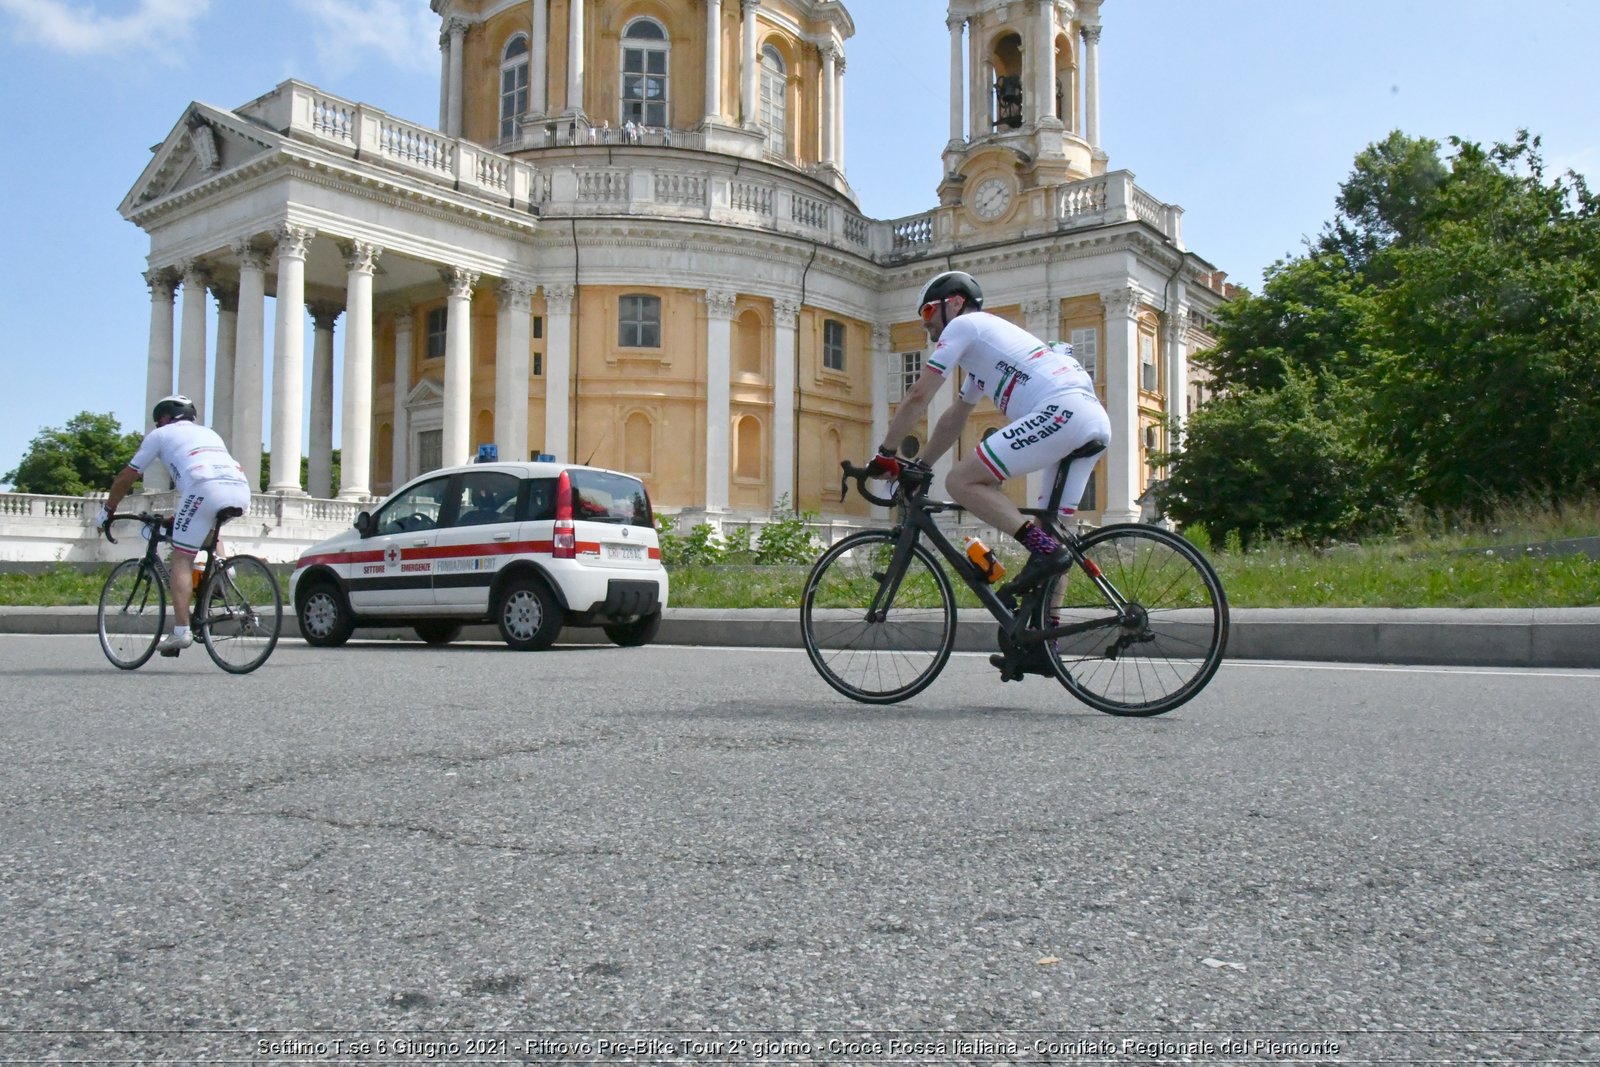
[866,269,1112,614]
[96,395,252,655]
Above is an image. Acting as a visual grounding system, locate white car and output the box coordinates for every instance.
[290,461,668,650]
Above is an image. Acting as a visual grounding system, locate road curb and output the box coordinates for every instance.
[7,605,1600,669]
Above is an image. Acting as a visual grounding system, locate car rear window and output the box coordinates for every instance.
[568,469,653,528]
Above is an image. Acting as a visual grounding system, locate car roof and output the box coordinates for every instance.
[389,461,644,494]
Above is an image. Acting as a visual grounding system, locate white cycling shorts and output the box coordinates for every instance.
[972,390,1112,516]
[169,481,252,554]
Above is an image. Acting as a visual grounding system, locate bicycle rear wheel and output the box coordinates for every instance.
[1041,523,1228,716]
[97,559,166,670]
[198,555,282,674]
[801,530,957,704]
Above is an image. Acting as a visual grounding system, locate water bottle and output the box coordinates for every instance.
[963,536,1006,584]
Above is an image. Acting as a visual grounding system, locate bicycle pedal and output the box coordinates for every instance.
[988,653,1025,682]
[159,647,182,658]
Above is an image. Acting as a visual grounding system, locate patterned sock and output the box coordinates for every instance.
[1017,521,1060,556]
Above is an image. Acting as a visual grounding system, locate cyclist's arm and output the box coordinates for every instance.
[920,395,977,466]
[877,367,945,455]
[103,465,139,514]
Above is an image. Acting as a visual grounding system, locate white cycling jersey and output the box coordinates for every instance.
[128,421,252,552]
[925,311,1095,416]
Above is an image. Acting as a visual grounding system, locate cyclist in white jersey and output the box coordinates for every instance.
[96,394,252,654]
[866,271,1111,597]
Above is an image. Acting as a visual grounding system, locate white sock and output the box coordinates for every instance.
[172,625,189,638]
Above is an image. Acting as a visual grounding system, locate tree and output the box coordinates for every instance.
[4,412,143,495]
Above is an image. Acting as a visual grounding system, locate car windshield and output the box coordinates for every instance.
[376,476,450,535]
[568,469,652,527]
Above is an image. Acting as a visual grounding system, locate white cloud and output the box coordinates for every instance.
[287,0,437,78]
[0,0,209,57]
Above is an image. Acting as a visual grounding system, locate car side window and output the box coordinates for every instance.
[376,476,451,535]
[522,478,558,522]
[450,470,521,527]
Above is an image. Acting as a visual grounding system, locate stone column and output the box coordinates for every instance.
[947,15,964,144]
[142,267,178,491]
[704,0,722,124]
[531,0,549,116]
[438,32,450,130]
[1165,300,1190,452]
[704,290,736,512]
[340,240,382,500]
[834,54,846,172]
[565,0,584,115]
[308,302,341,499]
[231,241,268,490]
[820,45,837,167]
[1082,21,1102,155]
[391,309,414,489]
[1023,297,1056,507]
[495,278,535,464]
[870,323,891,482]
[177,259,210,422]
[210,281,239,447]
[446,17,468,137]
[740,0,759,129]
[1037,0,1056,122]
[269,223,315,494]
[1100,286,1142,523]
[441,266,479,468]
[543,284,575,461]
[772,299,798,507]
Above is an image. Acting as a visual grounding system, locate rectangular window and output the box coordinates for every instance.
[425,307,448,360]
[1070,327,1098,383]
[823,319,846,372]
[532,315,543,340]
[500,63,528,140]
[417,429,442,474]
[618,295,661,347]
[899,350,921,398]
[1140,333,1158,392]
[622,49,668,127]
[532,352,543,376]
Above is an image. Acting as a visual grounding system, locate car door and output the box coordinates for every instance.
[431,468,524,611]
[347,473,450,613]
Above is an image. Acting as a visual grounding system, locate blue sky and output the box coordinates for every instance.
[1,0,1595,489]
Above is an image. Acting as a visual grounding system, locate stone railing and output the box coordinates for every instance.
[245,82,1185,263]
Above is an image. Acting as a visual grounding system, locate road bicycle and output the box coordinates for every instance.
[98,509,283,674]
[800,447,1228,714]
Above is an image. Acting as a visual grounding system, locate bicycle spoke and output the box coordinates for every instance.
[199,556,282,674]
[97,559,165,670]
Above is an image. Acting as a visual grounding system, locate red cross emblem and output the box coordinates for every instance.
[385,544,401,566]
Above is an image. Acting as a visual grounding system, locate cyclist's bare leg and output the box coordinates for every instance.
[168,546,197,628]
[944,456,1026,536]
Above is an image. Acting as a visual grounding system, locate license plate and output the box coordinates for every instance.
[607,543,645,561]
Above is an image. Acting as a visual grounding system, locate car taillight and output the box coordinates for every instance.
[553,470,576,559]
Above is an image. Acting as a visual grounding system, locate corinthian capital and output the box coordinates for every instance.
[1100,286,1142,319]
[142,267,178,300]
[773,299,800,328]
[177,257,211,286]
[209,281,240,314]
[544,284,576,314]
[340,239,384,275]
[440,265,479,300]
[1080,23,1103,45]
[498,277,537,312]
[231,238,269,273]
[704,289,738,319]
[273,223,316,260]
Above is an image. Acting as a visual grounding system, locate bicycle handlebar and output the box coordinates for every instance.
[839,460,933,509]
[102,512,167,546]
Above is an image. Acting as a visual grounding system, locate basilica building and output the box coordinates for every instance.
[120,0,1227,525]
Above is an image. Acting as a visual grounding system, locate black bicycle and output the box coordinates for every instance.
[800,448,1228,714]
[98,509,282,674]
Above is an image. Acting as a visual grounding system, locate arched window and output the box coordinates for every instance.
[735,309,763,377]
[735,415,762,480]
[759,44,786,155]
[621,18,669,128]
[500,35,530,141]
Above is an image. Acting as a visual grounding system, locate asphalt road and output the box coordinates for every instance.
[2,636,1597,1065]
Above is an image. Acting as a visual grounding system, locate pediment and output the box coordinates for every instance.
[119,103,280,218]
[404,377,444,410]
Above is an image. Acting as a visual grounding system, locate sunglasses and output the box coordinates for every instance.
[919,298,944,322]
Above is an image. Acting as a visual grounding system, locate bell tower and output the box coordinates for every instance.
[938,0,1105,220]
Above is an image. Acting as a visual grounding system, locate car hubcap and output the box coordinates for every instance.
[306,594,336,636]
[505,591,542,640]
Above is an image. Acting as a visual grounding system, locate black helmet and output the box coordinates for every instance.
[916,270,984,315]
[153,394,197,423]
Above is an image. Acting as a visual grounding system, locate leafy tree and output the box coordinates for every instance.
[4,412,142,495]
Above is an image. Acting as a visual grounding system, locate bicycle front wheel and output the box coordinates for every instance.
[97,558,166,670]
[198,555,282,674]
[1041,524,1228,716]
[801,530,957,704]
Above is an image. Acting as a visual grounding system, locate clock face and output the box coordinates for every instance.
[972,176,1013,221]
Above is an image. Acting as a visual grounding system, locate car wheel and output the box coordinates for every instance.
[602,611,661,648]
[297,580,355,647]
[414,621,463,645]
[496,577,561,651]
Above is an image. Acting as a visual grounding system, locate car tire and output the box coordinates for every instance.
[496,577,562,651]
[603,611,661,648]
[297,580,355,647]
[414,621,464,645]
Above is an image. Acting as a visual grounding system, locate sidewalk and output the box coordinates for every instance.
[7,606,1600,669]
